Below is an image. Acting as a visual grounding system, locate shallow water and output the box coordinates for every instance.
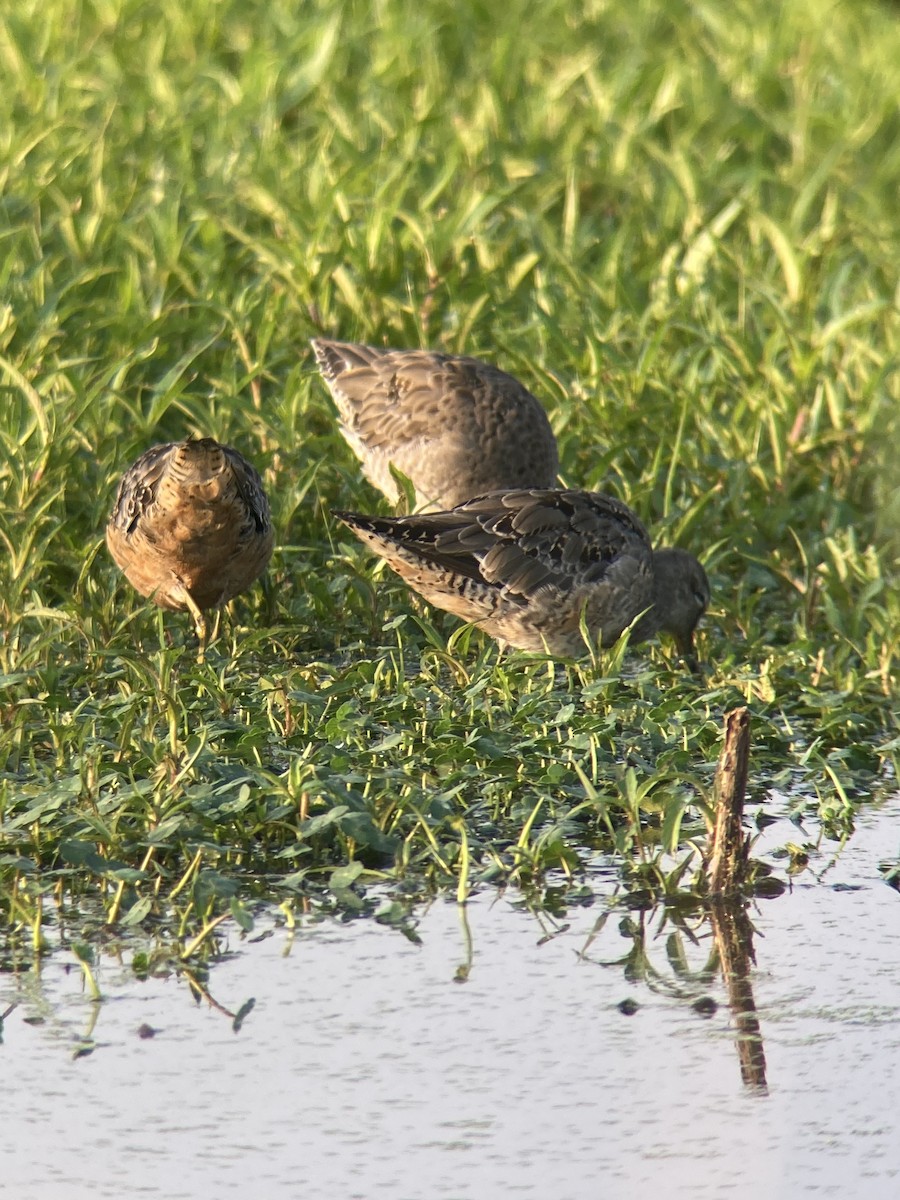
[2,800,898,1200]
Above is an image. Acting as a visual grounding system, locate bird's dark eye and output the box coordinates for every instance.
[694,589,708,608]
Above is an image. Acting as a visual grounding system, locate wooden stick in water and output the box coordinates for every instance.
[708,706,752,894]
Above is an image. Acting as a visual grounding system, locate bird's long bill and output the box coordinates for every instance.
[675,631,703,675]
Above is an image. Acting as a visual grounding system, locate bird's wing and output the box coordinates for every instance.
[339,489,652,604]
[107,442,177,535]
[222,446,272,534]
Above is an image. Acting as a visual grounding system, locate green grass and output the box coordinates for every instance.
[1,0,898,967]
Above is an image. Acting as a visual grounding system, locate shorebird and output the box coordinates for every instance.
[106,437,273,646]
[311,338,559,511]
[335,488,710,669]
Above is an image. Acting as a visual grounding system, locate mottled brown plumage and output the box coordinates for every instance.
[336,488,710,668]
[106,438,273,638]
[312,338,559,511]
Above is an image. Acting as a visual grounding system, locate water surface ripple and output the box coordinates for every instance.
[2,802,898,1200]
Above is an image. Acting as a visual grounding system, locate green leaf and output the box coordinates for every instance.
[120,896,153,927]
[329,861,365,890]
[229,898,255,933]
[59,840,108,873]
[301,806,348,836]
[232,998,256,1034]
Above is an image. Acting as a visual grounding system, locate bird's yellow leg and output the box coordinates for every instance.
[208,607,222,643]
[175,579,207,661]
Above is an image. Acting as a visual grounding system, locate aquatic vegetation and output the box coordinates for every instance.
[0,0,897,963]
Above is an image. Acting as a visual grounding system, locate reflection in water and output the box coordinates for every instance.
[454,903,474,983]
[577,894,769,1092]
[1,800,899,1200]
[182,965,256,1032]
[708,898,767,1092]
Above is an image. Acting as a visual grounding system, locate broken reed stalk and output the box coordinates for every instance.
[707,706,752,894]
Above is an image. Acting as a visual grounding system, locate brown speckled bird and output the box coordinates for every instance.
[335,488,710,669]
[311,338,559,511]
[106,438,273,645]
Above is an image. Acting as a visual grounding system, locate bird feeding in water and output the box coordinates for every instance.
[312,338,559,511]
[106,437,273,649]
[335,487,710,670]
